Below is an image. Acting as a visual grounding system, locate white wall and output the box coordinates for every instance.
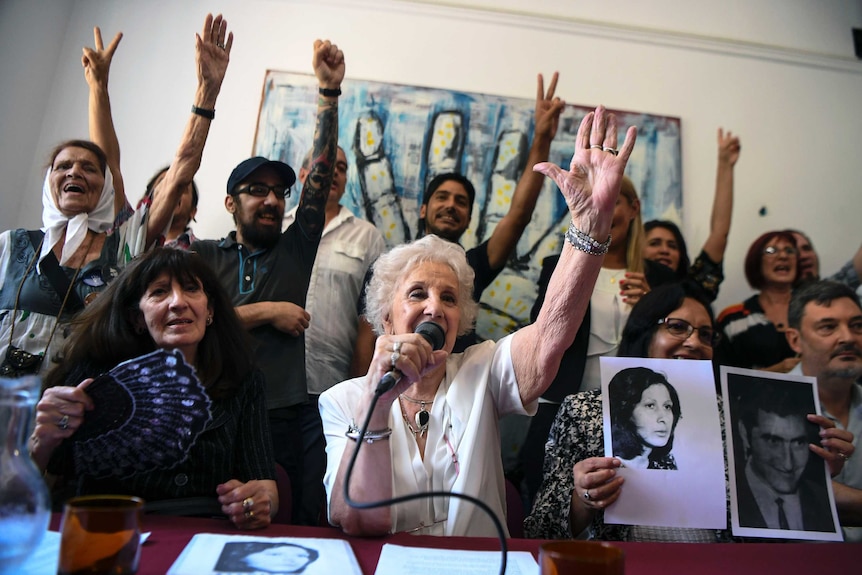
[2,0,861,314]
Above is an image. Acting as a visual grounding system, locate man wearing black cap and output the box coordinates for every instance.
[191,39,344,525]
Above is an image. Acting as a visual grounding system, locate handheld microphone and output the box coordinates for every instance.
[375,321,445,395]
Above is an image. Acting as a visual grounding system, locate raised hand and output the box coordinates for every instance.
[195,13,233,97]
[534,106,637,239]
[534,72,565,141]
[718,128,740,167]
[313,39,345,89]
[82,27,122,89]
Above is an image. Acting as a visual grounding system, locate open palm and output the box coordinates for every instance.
[534,106,637,238]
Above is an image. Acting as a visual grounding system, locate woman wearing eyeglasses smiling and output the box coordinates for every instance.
[716,231,800,373]
[524,282,850,541]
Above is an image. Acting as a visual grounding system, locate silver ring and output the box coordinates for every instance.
[390,352,399,370]
[589,144,604,150]
[393,341,402,353]
[838,452,850,461]
[583,489,591,501]
[242,497,254,510]
[58,414,70,430]
[603,147,619,156]
[217,42,226,50]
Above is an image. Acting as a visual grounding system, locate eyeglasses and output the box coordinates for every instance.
[657,317,721,348]
[232,183,291,198]
[763,246,797,257]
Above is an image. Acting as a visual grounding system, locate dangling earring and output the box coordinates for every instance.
[206,315,213,326]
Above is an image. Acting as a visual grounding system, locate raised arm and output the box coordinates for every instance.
[485,72,566,270]
[511,107,637,405]
[701,128,740,263]
[82,27,126,218]
[294,39,345,239]
[146,13,232,247]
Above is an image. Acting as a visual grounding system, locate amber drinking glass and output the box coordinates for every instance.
[57,495,143,575]
[539,541,625,575]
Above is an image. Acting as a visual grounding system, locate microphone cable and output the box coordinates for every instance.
[342,384,509,575]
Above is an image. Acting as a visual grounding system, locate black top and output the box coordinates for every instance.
[48,361,276,514]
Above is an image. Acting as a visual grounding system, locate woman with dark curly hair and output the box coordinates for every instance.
[609,367,681,470]
[29,247,278,529]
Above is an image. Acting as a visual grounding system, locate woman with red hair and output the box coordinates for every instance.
[716,231,800,372]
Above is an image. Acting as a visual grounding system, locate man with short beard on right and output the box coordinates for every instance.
[785,280,862,540]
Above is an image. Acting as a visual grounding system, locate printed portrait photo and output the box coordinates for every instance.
[214,541,319,574]
[722,366,842,541]
[601,357,726,529]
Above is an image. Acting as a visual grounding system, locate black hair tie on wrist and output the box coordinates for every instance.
[318,87,342,98]
[191,105,215,119]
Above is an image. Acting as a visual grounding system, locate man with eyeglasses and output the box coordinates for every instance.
[785,280,862,540]
[191,39,344,525]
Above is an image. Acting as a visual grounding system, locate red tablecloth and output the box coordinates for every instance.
[51,514,862,574]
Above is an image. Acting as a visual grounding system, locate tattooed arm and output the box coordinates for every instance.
[295,40,345,238]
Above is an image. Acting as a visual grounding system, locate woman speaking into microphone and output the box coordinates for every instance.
[319,105,638,537]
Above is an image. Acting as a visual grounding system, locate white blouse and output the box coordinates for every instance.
[319,335,535,537]
[581,267,631,391]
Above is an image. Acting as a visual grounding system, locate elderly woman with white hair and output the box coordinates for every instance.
[319,105,638,537]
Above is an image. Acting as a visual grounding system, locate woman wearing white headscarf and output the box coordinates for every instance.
[0,140,146,378]
[0,15,233,379]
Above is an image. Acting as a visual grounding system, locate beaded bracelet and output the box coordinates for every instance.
[346,423,392,444]
[565,220,611,256]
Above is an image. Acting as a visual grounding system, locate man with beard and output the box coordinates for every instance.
[191,39,344,525]
[786,280,862,540]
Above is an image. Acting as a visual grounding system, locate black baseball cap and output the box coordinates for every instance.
[226,157,296,195]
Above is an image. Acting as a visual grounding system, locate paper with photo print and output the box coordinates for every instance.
[721,366,842,541]
[167,533,361,575]
[602,357,726,528]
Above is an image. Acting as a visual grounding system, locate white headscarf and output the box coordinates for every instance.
[39,165,115,271]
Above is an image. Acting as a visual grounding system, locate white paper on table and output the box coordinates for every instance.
[374,543,538,575]
[721,366,843,542]
[18,531,150,575]
[601,357,727,529]
[166,532,362,575]
[18,531,60,575]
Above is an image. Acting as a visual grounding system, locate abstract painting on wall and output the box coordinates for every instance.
[253,72,682,341]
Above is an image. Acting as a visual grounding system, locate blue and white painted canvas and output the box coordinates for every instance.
[253,72,682,341]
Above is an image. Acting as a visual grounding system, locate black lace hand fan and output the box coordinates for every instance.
[72,349,213,479]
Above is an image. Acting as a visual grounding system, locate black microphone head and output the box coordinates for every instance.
[415,321,445,351]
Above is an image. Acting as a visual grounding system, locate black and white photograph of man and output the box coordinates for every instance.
[724,368,842,541]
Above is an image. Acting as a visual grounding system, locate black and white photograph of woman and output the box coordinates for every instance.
[609,367,682,470]
[165,534,361,575]
[600,357,726,529]
[213,542,318,574]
